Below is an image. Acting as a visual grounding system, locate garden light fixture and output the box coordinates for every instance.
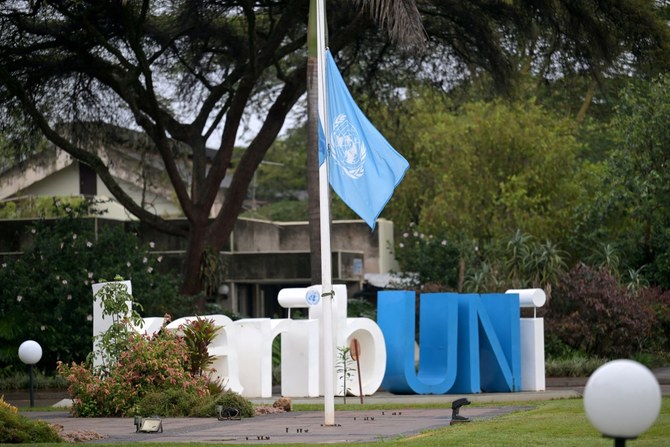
[18,340,42,408]
[583,359,661,447]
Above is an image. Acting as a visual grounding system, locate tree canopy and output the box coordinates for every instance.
[1,0,668,300]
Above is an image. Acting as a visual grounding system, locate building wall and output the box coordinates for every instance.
[0,215,398,318]
[20,162,80,197]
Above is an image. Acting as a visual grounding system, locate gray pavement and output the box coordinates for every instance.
[12,368,670,444]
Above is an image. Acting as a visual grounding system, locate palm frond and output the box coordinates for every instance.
[352,0,427,48]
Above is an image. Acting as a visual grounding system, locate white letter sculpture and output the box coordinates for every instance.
[93,283,386,398]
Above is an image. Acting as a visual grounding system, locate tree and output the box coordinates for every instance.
[388,98,590,245]
[598,75,670,288]
[1,0,667,305]
[0,1,371,306]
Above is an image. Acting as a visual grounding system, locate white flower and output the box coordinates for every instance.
[62,279,68,285]
[149,241,155,248]
[420,233,425,239]
[16,295,22,302]
[1,263,6,268]
[60,242,64,249]
[67,294,72,300]
[31,228,36,234]
[40,325,46,331]
[157,256,163,263]
[441,240,447,246]
[86,315,93,322]
[403,232,409,238]
[72,234,77,240]
[142,257,148,264]
[126,261,131,267]
[413,231,419,237]
[65,207,71,212]
[86,241,93,248]
[399,242,405,248]
[147,267,154,273]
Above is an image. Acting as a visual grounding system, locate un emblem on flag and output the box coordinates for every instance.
[331,114,367,179]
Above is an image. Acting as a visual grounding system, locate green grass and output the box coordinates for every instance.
[18,397,670,446]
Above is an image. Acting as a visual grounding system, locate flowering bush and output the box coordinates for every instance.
[394,224,460,290]
[0,198,186,374]
[58,329,210,417]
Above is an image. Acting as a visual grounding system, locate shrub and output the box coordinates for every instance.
[213,390,255,418]
[0,396,62,443]
[0,371,67,391]
[0,198,186,374]
[180,317,220,376]
[394,225,460,290]
[58,329,210,417]
[638,286,670,355]
[545,354,608,377]
[545,263,655,358]
[135,388,204,417]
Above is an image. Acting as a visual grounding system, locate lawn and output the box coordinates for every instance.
[21,397,670,446]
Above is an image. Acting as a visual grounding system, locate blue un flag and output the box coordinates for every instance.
[318,49,409,229]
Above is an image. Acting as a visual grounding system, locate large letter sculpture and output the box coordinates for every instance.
[378,291,521,394]
[93,280,543,397]
[278,285,387,398]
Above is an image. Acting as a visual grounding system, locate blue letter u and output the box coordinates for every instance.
[378,291,458,394]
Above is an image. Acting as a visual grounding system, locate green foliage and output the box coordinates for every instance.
[211,390,255,418]
[93,277,144,373]
[57,328,210,417]
[544,354,608,378]
[0,196,87,219]
[180,317,220,376]
[253,126,307,202]
[347,298,376,320]
[0,371,67,391]
[187,390,255,418]
[394,225,460,290]
[135,388,204,417]
[388,98,588,247]
[603,74,670,289]
[335,346,356,404]
[0,397,62,443]
[199,247,227,298]
[243,200,308,221]
[0,199,185,374]
[545,263,656,358]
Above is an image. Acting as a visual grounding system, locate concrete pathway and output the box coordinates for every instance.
[12,367,670,444]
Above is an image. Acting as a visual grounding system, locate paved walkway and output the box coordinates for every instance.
[13,368,670,444]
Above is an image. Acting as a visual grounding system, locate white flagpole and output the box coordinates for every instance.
[315,0,336,426]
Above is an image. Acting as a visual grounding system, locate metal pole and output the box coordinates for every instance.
[316,0,335,426]
[29,364,35,408]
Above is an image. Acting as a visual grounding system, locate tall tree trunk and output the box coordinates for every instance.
[180,220,209,311]
[576,78,597,124]
[307,0,322,285]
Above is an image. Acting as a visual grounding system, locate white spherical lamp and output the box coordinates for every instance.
[583,359,661,446]
[18,340,42,365]
[18,340,43,408]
